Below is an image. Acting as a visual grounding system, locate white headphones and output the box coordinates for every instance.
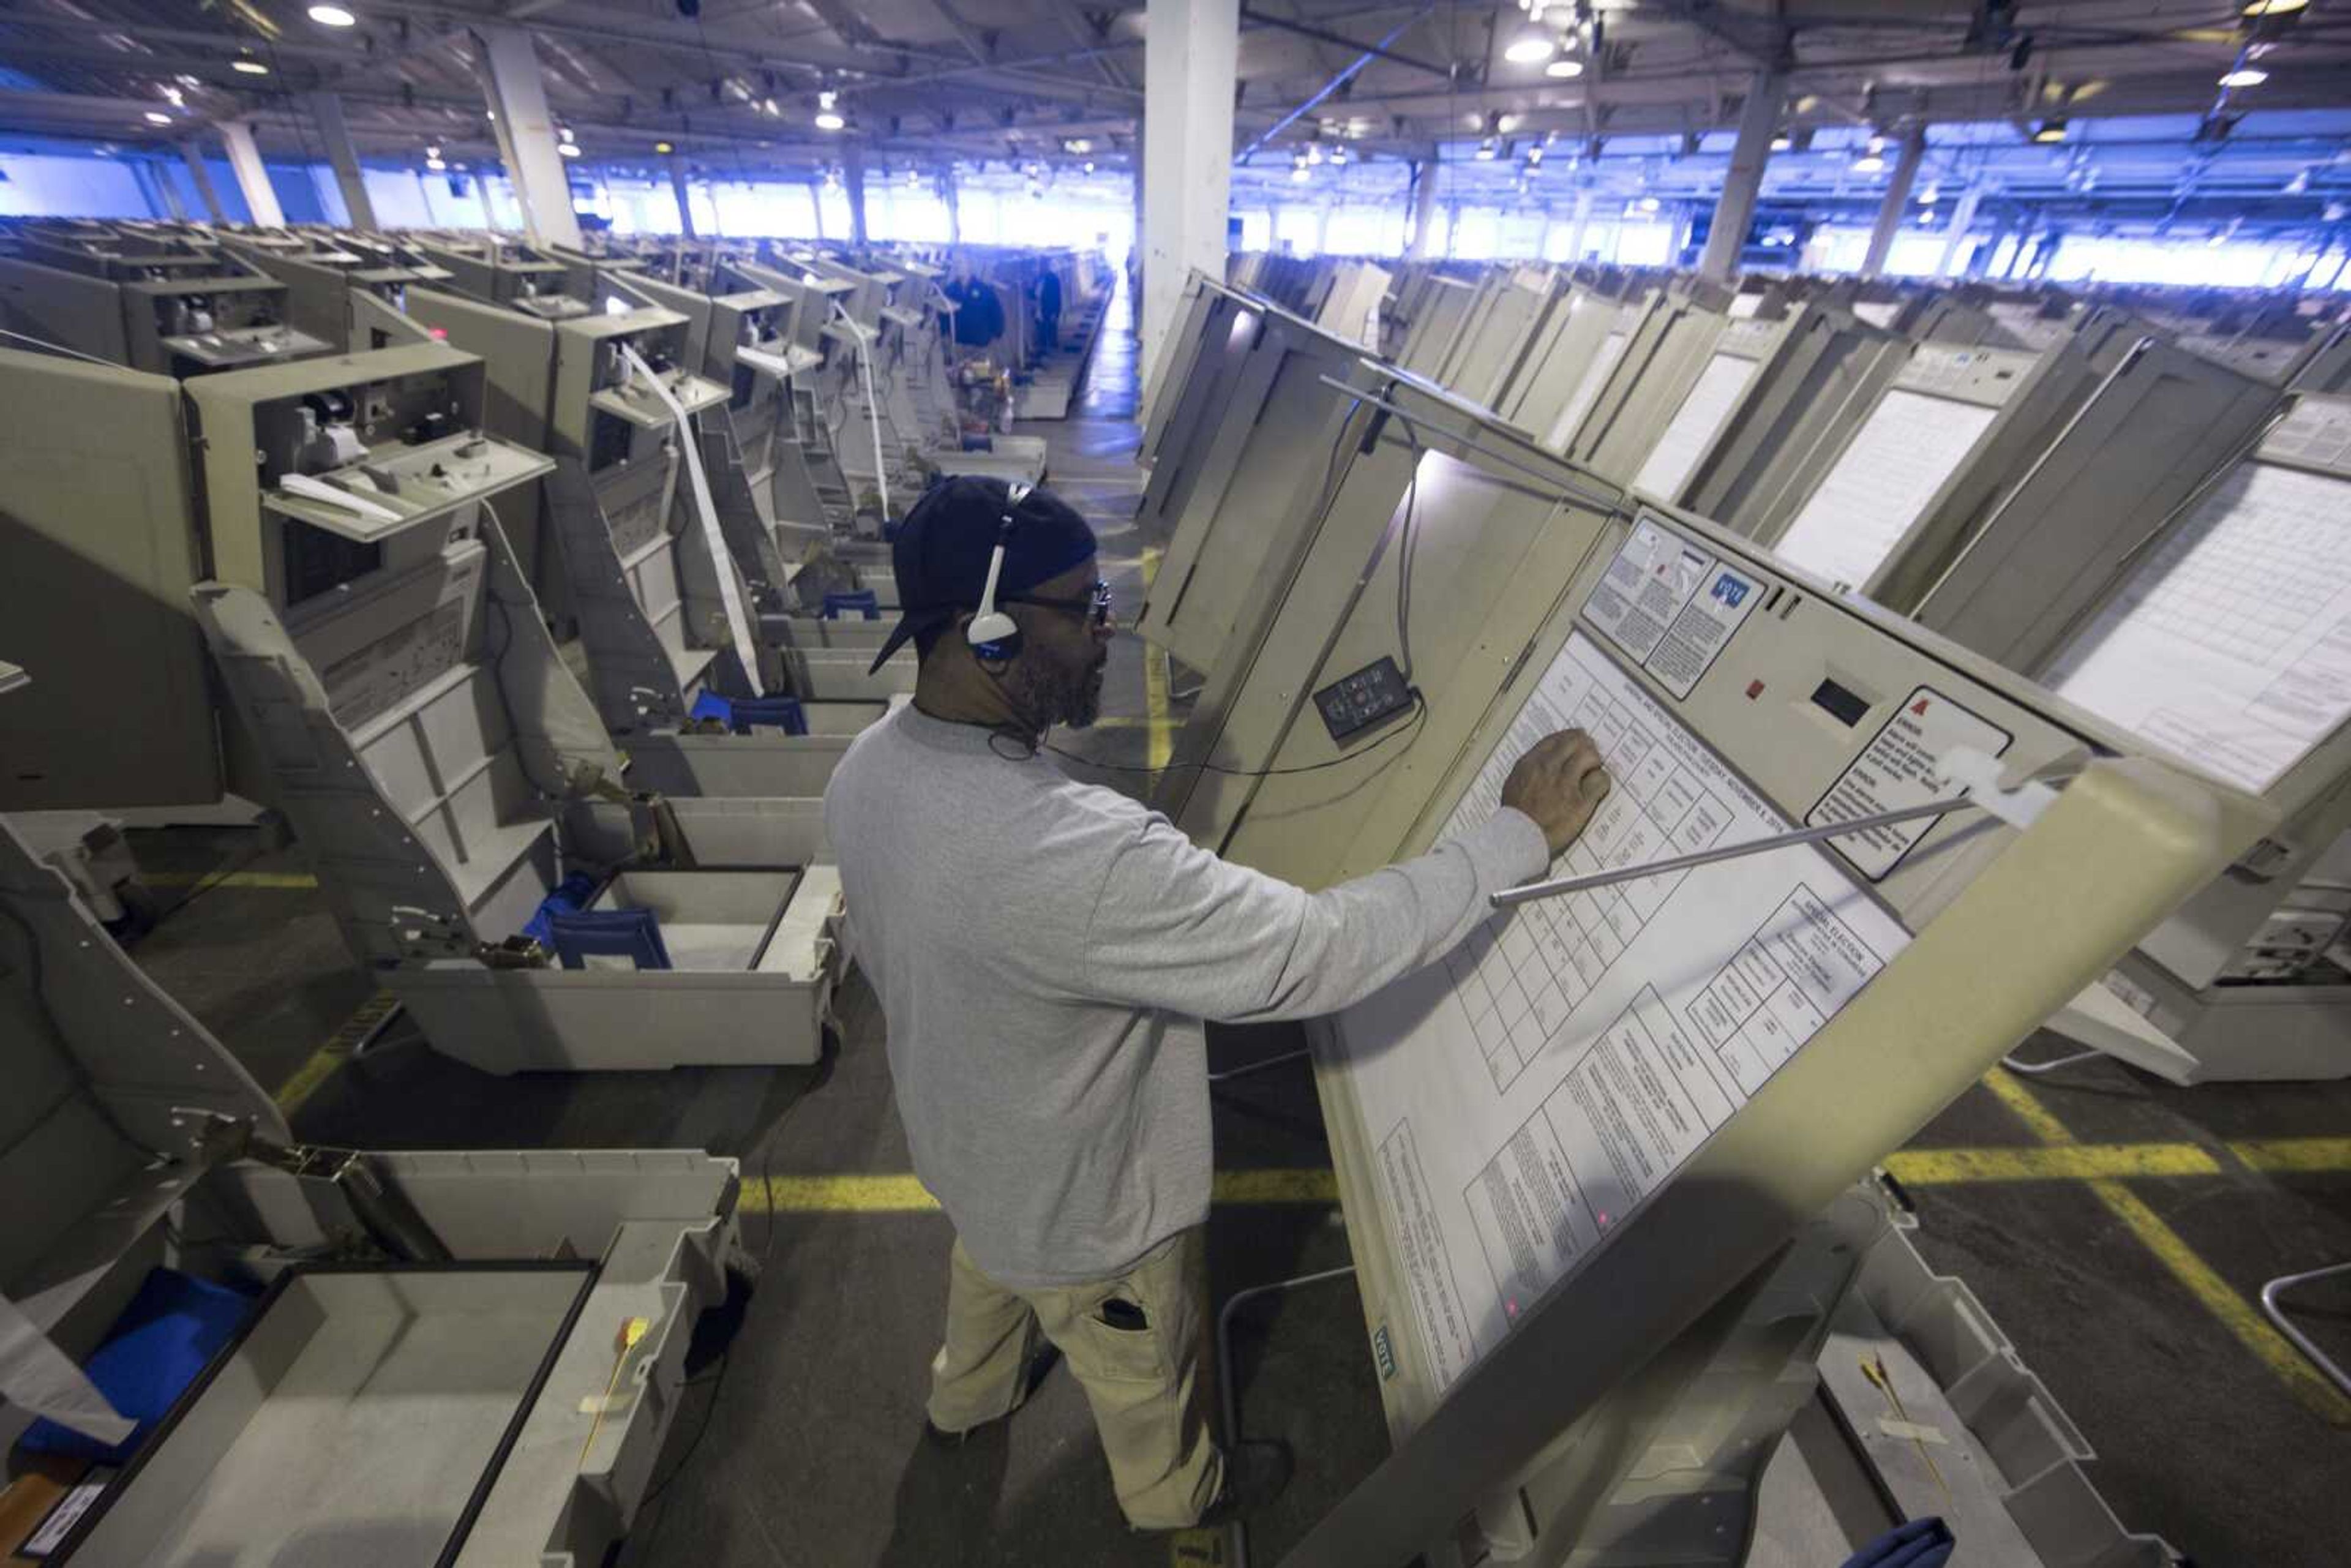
[965,481,1035,660]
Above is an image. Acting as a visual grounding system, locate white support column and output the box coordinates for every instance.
[1698,69,1783,283]
[811,177,829,241]
[668,153,697,238]
[218,119,285,228]
[1140,0,1239,385]
[843,142,870,247]
[178,141,226,221]
[477,25,582,250]
[304,91,377,229]
[1406,154,1439,260]
[1933,180,1983,277]
[1860,126,1927,279]
[943,168,961,246]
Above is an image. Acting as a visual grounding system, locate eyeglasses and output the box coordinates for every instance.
[1005,579,1114,629]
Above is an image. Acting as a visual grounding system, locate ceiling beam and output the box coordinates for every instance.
[1239,7,1451,78]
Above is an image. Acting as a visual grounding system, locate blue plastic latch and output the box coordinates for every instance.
[688,691,809,736]
[822,589,880,621]
[546,907,672,971]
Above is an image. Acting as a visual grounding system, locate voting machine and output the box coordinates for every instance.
[1139,356,2267,1564]
[1739,312,2143,597]
[178,342,852,1072]
[1926,386,2351,1081]
[1131,279,1396,682]
[1555,276,1745,487]
[0,739,744,1562]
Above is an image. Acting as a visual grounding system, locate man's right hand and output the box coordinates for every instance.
[1501,730,1612,857]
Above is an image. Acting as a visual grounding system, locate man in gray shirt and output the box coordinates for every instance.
[824,477,1610,1531]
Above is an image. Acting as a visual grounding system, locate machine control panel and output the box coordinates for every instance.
[1314,657,1417,743]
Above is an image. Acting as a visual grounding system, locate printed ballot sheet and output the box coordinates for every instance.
[1771,388,1998,590]
[2045,458,2351,793]
[1333,630,1913,1394]
[1632,351,1758,501]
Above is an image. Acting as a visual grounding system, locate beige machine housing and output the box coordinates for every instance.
[1134,359,2264,1562]
[0,787,745,1564]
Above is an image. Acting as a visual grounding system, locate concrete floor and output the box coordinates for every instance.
[113,277,2351,1568]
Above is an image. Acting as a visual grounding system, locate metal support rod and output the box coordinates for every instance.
[1493,798,1981,908]
[1239,7,1450,77]
[1311,375,1626,516]
[1234,7,1442,167]
[1217,1264,1358,1568]
[2260,1262,2351,1398]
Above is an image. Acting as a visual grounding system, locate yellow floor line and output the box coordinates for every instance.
[739,1168,1345,1214]
[1977,1066,2077,1145]
[1141,545,1174,773]
[1169,1528,1226,1565]
[146,869,318,890]
[1981,1068,2351,1425]
[2230,1136,2351,1173]
[272,989,398,1115]
[2090,1176,2351,1425]
[1886,1143,2223,1185]
[738,1138,2351,1217]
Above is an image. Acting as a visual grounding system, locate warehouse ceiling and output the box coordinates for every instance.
[2,0,2349,189]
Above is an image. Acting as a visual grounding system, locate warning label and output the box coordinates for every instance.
[1807,686,2012,880]
[1584,511,1761,698]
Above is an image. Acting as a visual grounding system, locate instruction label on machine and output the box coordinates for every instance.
[1331,631,1911,1397]
[1805,687,2012,881]
[1583,512,1761,699]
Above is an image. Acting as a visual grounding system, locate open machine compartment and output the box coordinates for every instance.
[188,486,846,1073]
[0,803,741,1565]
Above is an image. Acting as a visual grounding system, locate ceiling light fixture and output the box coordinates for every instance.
[560,143,580,157]
[1504,32,1556,64]
[426,144,441,158]
[1475,135,1499,160]
[1545,56,1584,78]
[426,157,446,171]
[1637,194,1660,212]
[233,56,270,74]
[2031,119,2068,143]
[654,140,675,154]
[1769,132,1791,151]
[2218,66,2269,87]
[143,110,172,125]
[307,5,357,26]
[814,89,845,132]
[2242,0,2308,14]
[1852,152,1886,173]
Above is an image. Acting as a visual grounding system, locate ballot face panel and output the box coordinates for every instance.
[1763,343,2035,588]
[1320,503,2121,1434]
[1629,342,1763,501]
[2039,394,2351,798]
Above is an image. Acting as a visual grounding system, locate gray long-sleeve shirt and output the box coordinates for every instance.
[823,705,1550,1288]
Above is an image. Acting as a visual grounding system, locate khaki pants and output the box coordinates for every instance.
[926,1227,1221,1529]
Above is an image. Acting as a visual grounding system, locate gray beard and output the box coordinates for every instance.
[1009,658,1104,732]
